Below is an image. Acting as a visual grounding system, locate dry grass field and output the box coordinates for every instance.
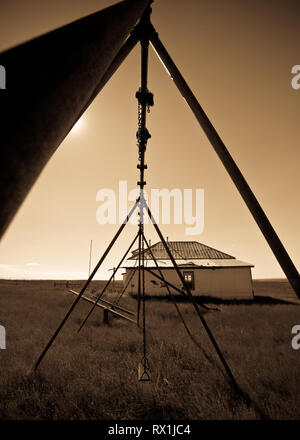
[0,278,299,420]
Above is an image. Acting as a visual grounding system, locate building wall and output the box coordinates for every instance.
[123,266,253,299]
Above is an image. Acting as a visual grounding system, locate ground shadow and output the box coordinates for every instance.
[131,294,299,306]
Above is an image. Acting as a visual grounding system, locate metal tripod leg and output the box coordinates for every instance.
[144,201,242,392]
[137,227,142,327]
[143,227,267,419]
[76,30,140,123]
[149,24,300,300]
[33,199,139,371]
[142,233,214,361]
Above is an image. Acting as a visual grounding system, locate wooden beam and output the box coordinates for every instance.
[92,296,135,316]
[68,290,136,324]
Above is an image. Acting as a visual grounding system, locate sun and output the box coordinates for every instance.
[70,117,85,134]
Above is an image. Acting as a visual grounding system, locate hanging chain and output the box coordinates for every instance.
[136,88,153,164]
[137,99,142,162]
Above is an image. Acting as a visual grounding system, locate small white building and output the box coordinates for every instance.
[123,241,254,299]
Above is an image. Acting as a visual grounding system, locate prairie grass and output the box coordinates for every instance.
[0,279,299,420]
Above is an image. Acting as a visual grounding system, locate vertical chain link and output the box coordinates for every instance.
[137,98,142,162]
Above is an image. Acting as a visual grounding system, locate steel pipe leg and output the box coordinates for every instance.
[149,24,300,299]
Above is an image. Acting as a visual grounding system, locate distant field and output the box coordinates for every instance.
[0,278,299,420]
[253,279,298,302]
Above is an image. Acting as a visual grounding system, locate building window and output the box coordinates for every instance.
[183,271,195,290]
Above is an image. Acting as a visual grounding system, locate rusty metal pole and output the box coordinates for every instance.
[148,24,300,300]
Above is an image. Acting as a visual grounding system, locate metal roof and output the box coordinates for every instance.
[123,258,253,268]
[129,241,235,260]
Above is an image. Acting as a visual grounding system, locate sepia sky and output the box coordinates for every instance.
[0,0,299,280]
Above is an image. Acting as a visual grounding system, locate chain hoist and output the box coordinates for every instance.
[136,88,154,164]
[134,5,154,382]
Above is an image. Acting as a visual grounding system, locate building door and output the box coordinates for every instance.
[183,271,195,290]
